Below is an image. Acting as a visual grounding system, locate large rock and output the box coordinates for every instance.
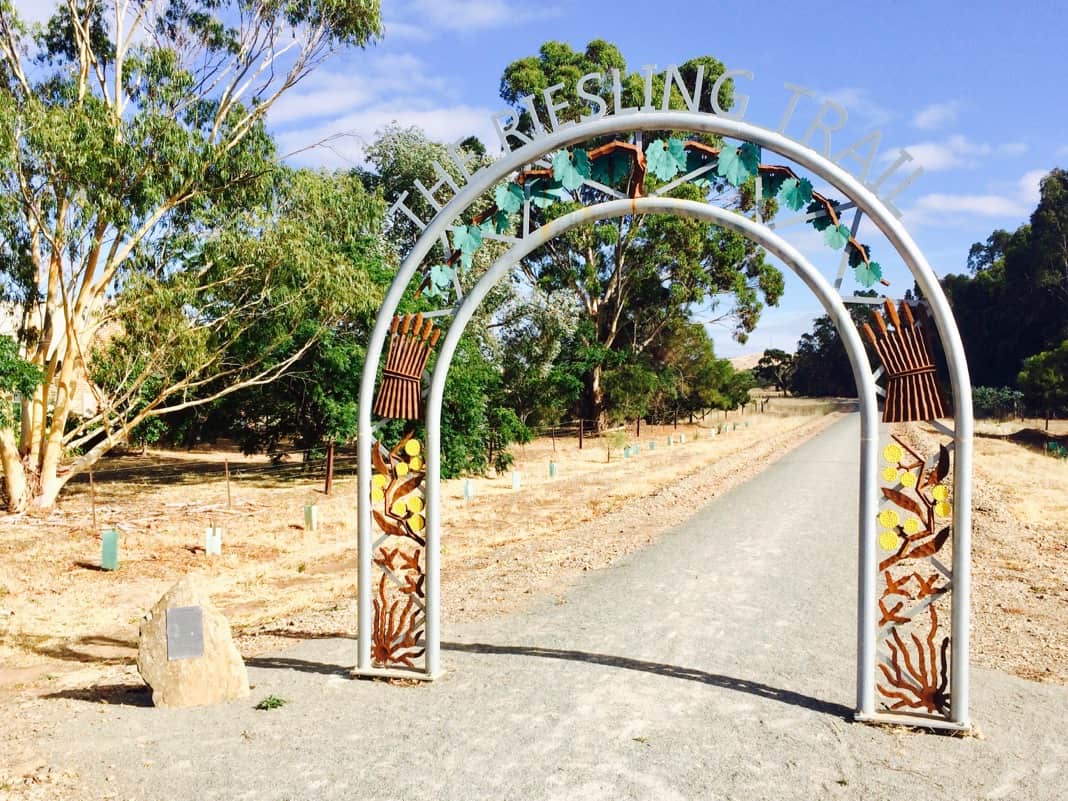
[137,576,249,708]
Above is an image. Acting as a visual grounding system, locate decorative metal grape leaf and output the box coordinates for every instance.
[425,263,453,299]
[849,242,872,268]
[685,149,710,173]
[591,149,632,186]
[645,138,687,181]
[682,150,714,187]
[717,142,760,186]
[854,261,883,288]
[552,148,591,191]
[491,209,511,234]
[806,198,839,231]
[740,143,761,170]
[762,171,788,198]
[451,224,482,271]
[823,223,852,249]
[526,178,567,208]
[494,181,523,214]
[780,177,814,211]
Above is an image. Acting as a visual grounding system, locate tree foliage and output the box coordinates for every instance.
[755,348,794,395]
[0,0,382,510]
[789,305,873,398]
[1018,340,1068,428]
[943,168,1068,388]
[497,40,783,429]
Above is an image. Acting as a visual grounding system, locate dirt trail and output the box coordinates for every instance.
[0,412,834,699]
[4,415,1067,801]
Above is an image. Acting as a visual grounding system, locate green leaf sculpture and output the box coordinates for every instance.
[426,263,454,299]
[823,223,852,249]
[806,199,839,231]
[645,138,687,181]
[779,177,814,211]
[491,209,511,234]
[854,261,883,288]
[552,148,591,191]
[494,182,523,214]
[451,224,482,271]
[761,171,788,199]
[848,243,871,268]
[717,142,760,187]
[591,150,632,186]
[526,178,567,209]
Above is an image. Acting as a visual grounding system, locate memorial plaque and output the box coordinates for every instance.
[166,606,204,660]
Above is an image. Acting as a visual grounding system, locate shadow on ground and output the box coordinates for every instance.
[443,641,853,721]
[43,682,153,707]
[14,634,136,666]
[246,655,352,676]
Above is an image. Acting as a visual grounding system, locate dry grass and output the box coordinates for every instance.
[2,410,1065,699]
[0,411,816,695]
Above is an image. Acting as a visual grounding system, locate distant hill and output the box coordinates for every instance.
[727,353,763,372]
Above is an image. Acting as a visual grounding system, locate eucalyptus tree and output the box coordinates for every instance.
[0,1,382,511]
[497,40,783,429]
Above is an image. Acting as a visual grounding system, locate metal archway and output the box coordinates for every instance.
[356,112,973,731]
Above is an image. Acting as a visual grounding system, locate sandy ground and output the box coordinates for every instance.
[0,410,825,698]
[4,414,1068,801]
[1,409,1067,798]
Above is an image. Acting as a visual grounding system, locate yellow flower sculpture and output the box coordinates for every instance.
[879,530,902,552]
[883,443,904,464]
[878,509,900,529]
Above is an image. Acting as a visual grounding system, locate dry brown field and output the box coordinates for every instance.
[0,410,1064,703]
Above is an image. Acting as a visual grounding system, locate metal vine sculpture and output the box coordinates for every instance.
[875,434,953,715]
[369,432,428,670]
[419,137,892,302]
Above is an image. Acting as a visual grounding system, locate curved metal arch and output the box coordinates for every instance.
[357,112,973,728]
[417,197,881,713]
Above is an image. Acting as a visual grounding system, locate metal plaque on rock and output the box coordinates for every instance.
[166,606,205,660]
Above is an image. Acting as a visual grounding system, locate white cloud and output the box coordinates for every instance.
[911,101,961,131]
[269,74,376,125]
[1018,169,1047,205]
[820,87,893,128]
[898,135,990,171]
[268,54,451,126]
[910,193,1029,218]
[897,167,1048,230]
[381,19,434,42]
[397,0,561,34]
[276,104,499,168]
[266,50,503,167]
[885,135,1027,172]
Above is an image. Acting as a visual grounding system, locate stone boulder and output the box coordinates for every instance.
[137,575,249,708]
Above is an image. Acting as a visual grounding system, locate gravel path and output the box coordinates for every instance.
[7,414,1068,800]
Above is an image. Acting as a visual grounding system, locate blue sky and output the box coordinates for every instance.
[268,1,1067,356]
[22,0,1066,358]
